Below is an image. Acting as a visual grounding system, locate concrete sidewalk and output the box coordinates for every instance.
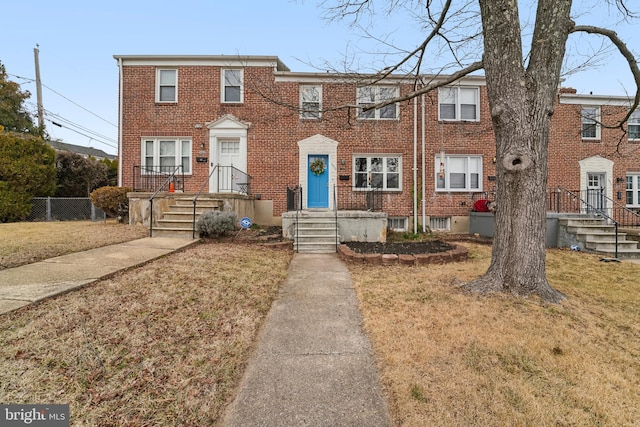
[221,253,392,427]
[0,237,197,315]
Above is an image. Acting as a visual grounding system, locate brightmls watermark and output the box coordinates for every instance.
[1,405,69,426]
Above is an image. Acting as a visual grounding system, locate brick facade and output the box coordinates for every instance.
[115,55,639,228]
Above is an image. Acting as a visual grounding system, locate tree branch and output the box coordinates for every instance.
[362,60,484,111]
[571,25,640,126]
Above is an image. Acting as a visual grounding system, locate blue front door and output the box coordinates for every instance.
[308,155,329,208]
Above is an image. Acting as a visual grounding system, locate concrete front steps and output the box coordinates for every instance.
[153,197,223,238]
[292,211,338,253]
[559,217,640,259]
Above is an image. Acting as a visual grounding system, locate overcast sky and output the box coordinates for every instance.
[3,0,638,156]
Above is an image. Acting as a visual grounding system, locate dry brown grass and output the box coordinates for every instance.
[348,243,640,426]
[0,221,149,269]
[0,240,292,426]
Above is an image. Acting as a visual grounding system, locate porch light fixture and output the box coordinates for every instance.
[194,123,203,128]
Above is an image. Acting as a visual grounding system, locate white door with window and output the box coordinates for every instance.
[207,115,249,194]
[587,172,606,213]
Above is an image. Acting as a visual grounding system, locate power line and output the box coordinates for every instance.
[44,109,117,143]
[45,117,118,151]
[7,72,118,128]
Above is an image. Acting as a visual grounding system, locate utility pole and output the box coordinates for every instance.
[33,44,44,133]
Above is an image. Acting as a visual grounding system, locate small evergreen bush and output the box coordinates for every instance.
[196,211,238,237]
[90,186,132,218]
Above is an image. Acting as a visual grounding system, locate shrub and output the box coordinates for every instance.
[0,185,32,222]
[196,211,238,237]
[90,186,132,218]
[0,132,56,222]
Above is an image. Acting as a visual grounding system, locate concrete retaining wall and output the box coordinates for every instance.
[282,211,388,242]
[469,211,562,248]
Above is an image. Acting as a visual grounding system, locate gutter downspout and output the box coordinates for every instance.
[413,96,418,234]
[117,57,124,187]
[421,93,426,232]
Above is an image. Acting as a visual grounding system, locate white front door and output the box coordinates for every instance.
[219,139,241,192]
[587,172,606,213]
[206,115,249,194]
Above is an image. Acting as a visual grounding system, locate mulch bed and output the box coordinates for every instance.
[339,240,469,266]
[345,240,455,255]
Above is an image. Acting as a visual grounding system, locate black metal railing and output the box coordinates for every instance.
[287,185,302,211]
[286,186,302,252]
[553,187,620,259]
[191,164,253,239]
[332,185,339,252]
[547,187,640,229]
[148,166,184,237]
[210,165,252,194]
[133,165,184,192]
[334,185,382,211]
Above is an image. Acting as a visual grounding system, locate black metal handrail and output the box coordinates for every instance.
[191,164,253,239]
[334,185,383,211]
[547,187,640,228]
[133,165,184,192]
[286,185,302,252]
[148,165,183,237]
[557,187,620,259]
[333,185,339,252]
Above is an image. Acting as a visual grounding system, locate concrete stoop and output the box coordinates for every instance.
[559,217,640,259]
[152,197,223,238]
[292,211,338,253]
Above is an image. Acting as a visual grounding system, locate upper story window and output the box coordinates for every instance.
[300,85,322,119]
[439,87,479,121]
[156,69,177,103]
[353,155,401,190]
[222,69,243,103]
[142,138,191,174]
[435,154,482,192]
[581,106,600,140]
[628,110,640,141]
[356,86,399,120]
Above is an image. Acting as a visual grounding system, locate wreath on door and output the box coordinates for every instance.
[310,158,326,176]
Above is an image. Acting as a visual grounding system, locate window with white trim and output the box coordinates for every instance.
[357,86,399,119]
[628,110,640,141]
[388,217,408,231]
[430,217,451,231]
[142,138,191,174]
[626,174,640,207]
[300,85,321,119]
[435,155,482,192]
[581,106,600,139]
[438,87,479,121]
[222,69,243,103]
[354,155,401,190]
[156,69,177,103]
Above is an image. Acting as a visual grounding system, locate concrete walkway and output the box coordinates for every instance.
[221,253,392,427]
[0,237,197,315]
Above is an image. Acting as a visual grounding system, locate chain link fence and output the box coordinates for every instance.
[27,197,106,222]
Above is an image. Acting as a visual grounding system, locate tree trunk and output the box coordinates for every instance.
[464,0,574,303]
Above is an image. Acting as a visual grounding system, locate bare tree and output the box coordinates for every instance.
[321,0,640,303]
